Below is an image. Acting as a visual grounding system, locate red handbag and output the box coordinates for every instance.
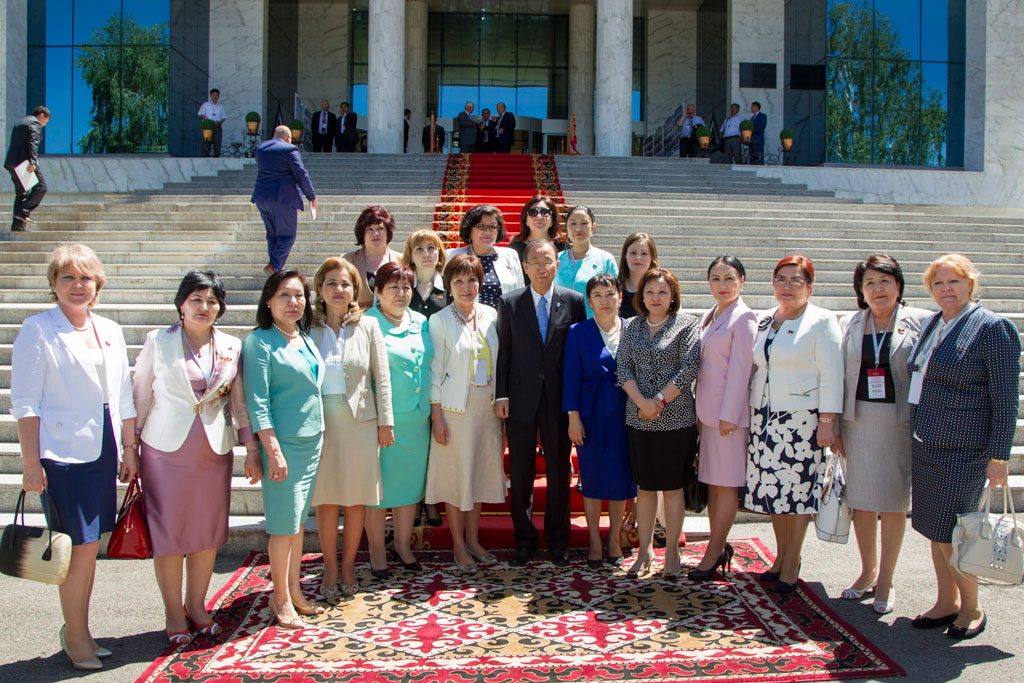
[107,478,152,559]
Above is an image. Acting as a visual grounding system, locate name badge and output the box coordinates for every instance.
[866,368,886,400]
[474,358,488,385]
[908,370,924,405]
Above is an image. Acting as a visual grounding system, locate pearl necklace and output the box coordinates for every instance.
[274,322,299,339]
[379,306,405,327]
[646,316,669,328]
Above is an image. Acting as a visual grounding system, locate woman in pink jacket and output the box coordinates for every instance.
[691,256,756,580]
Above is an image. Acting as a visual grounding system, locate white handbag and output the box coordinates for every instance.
[950,485,1024,586]
[815,450,851,544]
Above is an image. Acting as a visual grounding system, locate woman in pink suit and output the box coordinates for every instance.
[690,256,756,580]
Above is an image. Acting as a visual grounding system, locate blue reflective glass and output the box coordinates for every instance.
[826,0,872,58]
[922,0,965,62]
[873,0,920,60]
[32,47,74,154]
[72,46,119,153]
[633,91,641,123]
[74,0,121,45]
[480,85,516,112]
[440,85,479,119]
[351,85,368,121]
[30,0,73,45]
[517,87,548,119]
[122,1,170,45]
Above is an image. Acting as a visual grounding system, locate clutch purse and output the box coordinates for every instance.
[684,433,708,513]
[815,450,851,544]
[107,478,152,559]
[950,485,1023,585]
[0,491,72,585]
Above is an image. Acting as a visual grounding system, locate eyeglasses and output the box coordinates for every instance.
[772,276,808,287]
[475,223,500,233]
[527,208,553,218]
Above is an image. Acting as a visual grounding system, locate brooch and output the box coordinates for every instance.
[758,317,772,331]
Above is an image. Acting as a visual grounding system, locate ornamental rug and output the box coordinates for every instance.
[136,539,903,683]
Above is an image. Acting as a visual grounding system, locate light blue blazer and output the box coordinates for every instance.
[242,326,324,438]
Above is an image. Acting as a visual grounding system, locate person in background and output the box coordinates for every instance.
[311,99,337,153]
[745,255,843,595]
[555,205,618,317]
[617,232,659,319]
[243,270,324,629]
[494,102,517,153]
[720,103,742,164]
[447,204,525,308]
[457,101,478,153]
[677,103,704,158]
[749,102,767,165]
[403,229,450,319]
[509,196,566,286]
[342,205,403,310]
[4,104,51,231]
[336,101,358,153]
[133,271,259,643]
[563,274,636,568]
[11,243,137,671]
[309,257,392,598]
[478,108,496,153]
[403,108,411,154]
[905,254,1020,640]
[198,88,226,158]
[832,254,930,614]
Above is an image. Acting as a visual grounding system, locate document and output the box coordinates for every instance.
[310,203,318,220]
[13,160,38,192]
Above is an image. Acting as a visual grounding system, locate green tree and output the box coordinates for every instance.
[76,16,168,153]
[826,2,947,166]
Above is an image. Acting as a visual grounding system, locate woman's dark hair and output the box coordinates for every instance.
[565,204,595,223]
[635,268,681,318]
[617,232,660,289]
[586,273,622,299]
[512,195,563,245]
[706,255,746,280]
[459,204,507,244]
[354,205,396,246]
[853,253,906,310]
[174,270,227,320]
[374,261,415,292]
[255,270,314,332]
[443,253,484,292]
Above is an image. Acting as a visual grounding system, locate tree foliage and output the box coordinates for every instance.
[826,2,947,166]
[76,16,168,153]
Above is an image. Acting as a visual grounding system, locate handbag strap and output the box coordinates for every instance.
[6,490,64,554]
[116,477,141,520]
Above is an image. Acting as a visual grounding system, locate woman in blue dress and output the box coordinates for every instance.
[563,274,637,568]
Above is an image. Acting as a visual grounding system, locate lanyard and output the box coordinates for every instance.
[869,305,895,368]
[452,305,481,360]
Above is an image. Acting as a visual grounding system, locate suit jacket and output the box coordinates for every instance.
[695,299,757,428]
[4,115,42,169]
[133,326,253,454]
[447,245,525,297]
[242,327,324,438]
[840,305,931,423]
[403,118,410,153]
[312,317,393,425]
[908,305,1021,460]
[495,111,516,146]
[342,247,404,310]
[311,111,337,140]
[250,138,316,211]
[422,123,445,152]
[337,112,358,143]
[457,111,477,147]
[428,303,500,412]
[496,285,586,421]
[10,308,136,463]
[479,119,497,151]
[751,111,767,145]
[562,317,626,421]
[749,303,844,413]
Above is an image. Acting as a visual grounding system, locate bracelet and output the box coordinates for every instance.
[121,442,137,450]
[818,416,835,424]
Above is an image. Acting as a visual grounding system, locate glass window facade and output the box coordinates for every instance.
[28,1,173,154]
[825,0,965,167]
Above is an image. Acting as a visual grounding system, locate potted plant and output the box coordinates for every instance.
[200,118,217,141]
[289,118,304,143]
[739,119,753,143]
[245,111,261,135]
[696,125,711,149]
[780,128,795,151]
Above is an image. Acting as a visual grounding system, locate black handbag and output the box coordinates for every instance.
[0,491,72,585]
[684,432,708,513]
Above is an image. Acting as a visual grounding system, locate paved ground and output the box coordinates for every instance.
[0,520,1019,682]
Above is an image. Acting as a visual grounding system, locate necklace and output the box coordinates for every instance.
[274,322,299,339]
[647,316,669,328]
[183,330,212,357]
[452,304,476,327]
[72,321,91,332]
[379,306,405,326]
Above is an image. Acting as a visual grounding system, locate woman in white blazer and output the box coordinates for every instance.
[447,204,525,309]
[744,255,843,595]
[132,271,259,643]
[425,254,506,572]
[10,244,136,671]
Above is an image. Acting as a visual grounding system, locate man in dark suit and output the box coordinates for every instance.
[310,99,337,153]
[336,101,358,152]
[494,102,516,153]
[251,126,317,275]
[4,105,51,231]
[403,108,411,153]
[457,101,478,152]
[422,121,445,153]
[478,108,496,153]
[496,240,587,566]
[750,101,767,165]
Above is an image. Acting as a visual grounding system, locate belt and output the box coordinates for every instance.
[723,135,739,140]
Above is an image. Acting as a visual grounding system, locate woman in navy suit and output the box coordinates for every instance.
[906,254,1020,640]
[564,275,637,568]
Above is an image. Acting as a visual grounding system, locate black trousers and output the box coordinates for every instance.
[679,136,698,158]
[311,133,332,153]
[336,136,357,153]
[8,165,47,222]
[202,126,222,157]
[505,391,572,554]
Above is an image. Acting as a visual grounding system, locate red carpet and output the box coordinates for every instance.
[136,540,904,683]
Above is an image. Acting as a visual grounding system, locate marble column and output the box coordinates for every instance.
[595,0,633,156]
[727,0,784,154]
[569,3,596,155]
[646,10,697,130]
[208,0,268,150]
[368,0,404,153]
[0,0,28,161]
[404,0,428,153]
[297,1,349,111]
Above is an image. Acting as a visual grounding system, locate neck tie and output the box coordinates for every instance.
[537,295,549,343]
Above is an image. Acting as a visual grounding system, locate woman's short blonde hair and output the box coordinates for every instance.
[402,230,446,271]
[47,243,106,307]
[312,256,362,325]
[923,253,980,299]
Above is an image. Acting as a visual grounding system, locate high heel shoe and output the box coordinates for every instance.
[268,597,305,630]
[94,644,113,659]
[840,581,876,600]
[59,625,103,671]
[688,543,734,581]
[424,503,443,527]
[627,558,652,577]
[291,599,324,616]
[872,588,896,614]
[185,610,224,636]
[369,564,389,580]
[466,548,497,565]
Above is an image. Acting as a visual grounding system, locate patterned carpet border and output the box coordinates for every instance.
[136,538,904,683]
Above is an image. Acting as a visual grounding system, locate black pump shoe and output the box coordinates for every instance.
[688,543,734,581]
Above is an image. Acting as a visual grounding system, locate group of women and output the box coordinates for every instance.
[11,201,1020,670]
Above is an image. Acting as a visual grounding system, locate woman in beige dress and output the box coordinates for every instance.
[310,257,393,599]
[426,254,506,572]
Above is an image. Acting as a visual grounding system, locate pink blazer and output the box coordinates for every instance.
[695,299,757,428]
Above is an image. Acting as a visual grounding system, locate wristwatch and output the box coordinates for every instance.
[655,392,667,407]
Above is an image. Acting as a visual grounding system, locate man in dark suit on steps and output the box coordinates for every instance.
[336,101,358,152]
[496,240,586,566]
[310,99,337,153]
[4,105,51,231]
[494,102,516,153]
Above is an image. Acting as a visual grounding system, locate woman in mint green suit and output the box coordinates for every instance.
[366,262,434,571]
[243,270,324,630]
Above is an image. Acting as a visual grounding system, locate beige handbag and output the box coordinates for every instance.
[950,485,1024,586]
[815,450,851,544]
[0,491,72,585]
